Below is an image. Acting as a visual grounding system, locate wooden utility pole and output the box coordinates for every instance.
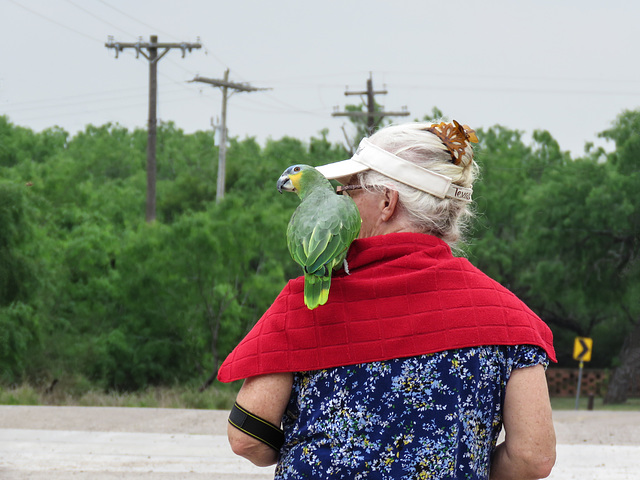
[190,71,270,202]
[105,35,201,222]
[332,73,410,134]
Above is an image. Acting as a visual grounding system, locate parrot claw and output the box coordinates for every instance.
[343,259,351,275]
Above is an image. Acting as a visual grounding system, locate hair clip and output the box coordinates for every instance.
[426,120,478,165]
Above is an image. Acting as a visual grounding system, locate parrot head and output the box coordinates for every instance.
[277,164,328,197]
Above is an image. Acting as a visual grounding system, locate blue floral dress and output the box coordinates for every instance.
[275,345,548,480]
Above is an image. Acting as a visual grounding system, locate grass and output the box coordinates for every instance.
[0,382,241,410]
[551,395,640,411]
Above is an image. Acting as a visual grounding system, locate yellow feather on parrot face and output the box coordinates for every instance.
[287,171,303,192]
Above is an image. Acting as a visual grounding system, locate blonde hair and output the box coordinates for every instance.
[359,122,480,247]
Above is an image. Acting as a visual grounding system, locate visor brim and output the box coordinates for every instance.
[315,158,369,185]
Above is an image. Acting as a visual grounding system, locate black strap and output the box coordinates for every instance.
[228,402,285,451]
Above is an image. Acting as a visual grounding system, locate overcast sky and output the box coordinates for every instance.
[2,0,639,157]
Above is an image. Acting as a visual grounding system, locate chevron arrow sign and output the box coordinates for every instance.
[573,337,593,362]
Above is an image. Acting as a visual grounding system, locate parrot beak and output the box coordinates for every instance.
[277,173,295,194]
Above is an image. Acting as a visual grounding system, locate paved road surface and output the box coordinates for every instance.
[1,406,639,479]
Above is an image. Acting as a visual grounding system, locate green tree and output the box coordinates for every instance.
[467,124,634,368]
[0,116,67,169]
[595,110,640,403]
[0,181,40,382]
[506,114,639,374]
[468,125,546,287]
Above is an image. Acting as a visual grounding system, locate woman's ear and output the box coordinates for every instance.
[380,189,400,221]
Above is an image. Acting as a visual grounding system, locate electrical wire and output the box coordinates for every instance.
[4,86,190,114]
[396,84,640,97]
[5,0,103,44]
[199,42,232,72]
[4,86,148,108]
[64,0,136,39]
[92,0,180,41]
[10,89,208,123]
[4,0,197,95]
[377,69,640,86]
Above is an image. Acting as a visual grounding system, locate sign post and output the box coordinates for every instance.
[573,337,593,410]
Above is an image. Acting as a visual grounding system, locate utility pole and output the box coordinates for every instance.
[190,71,270,202]
[332,73,410,134]
[105,35,201,222]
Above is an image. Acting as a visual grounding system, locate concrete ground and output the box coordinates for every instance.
[1,405,639,479]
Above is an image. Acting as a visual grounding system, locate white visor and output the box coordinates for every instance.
[316,139,473,202]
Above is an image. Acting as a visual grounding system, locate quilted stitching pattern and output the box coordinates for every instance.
[218,233,555,383]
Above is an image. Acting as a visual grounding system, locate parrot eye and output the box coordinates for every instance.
[293,166,301,173]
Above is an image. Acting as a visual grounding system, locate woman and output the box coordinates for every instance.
[219,121,556,479]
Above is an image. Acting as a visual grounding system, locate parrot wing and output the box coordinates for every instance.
[287,192,361,309]
[288,194,360,273]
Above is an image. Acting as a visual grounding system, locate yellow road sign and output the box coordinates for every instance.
[573,337,593,362]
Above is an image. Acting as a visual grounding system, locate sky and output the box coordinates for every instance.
[1,0,639,158]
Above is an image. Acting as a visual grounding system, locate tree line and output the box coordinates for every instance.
[0,110,638,402]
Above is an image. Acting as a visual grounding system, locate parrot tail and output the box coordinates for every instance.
[303,273,331,310]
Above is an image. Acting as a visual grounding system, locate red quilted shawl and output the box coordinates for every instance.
[217,233,556,383]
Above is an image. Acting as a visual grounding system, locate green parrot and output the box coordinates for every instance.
[277,164,361,310]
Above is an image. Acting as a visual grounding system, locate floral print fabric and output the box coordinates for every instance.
[276,345,548,480]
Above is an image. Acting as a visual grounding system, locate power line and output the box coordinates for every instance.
[397,84,640,97]
[93,0,179,41]
[231,96,327,116]
[377,69,640,85]
[8,91,211,124]
[64,0,135,39]
[199,42,232,71]
[4,86,192,115]
[5,0,102,43]
[3,86,148,108]
[259,91,325,116]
